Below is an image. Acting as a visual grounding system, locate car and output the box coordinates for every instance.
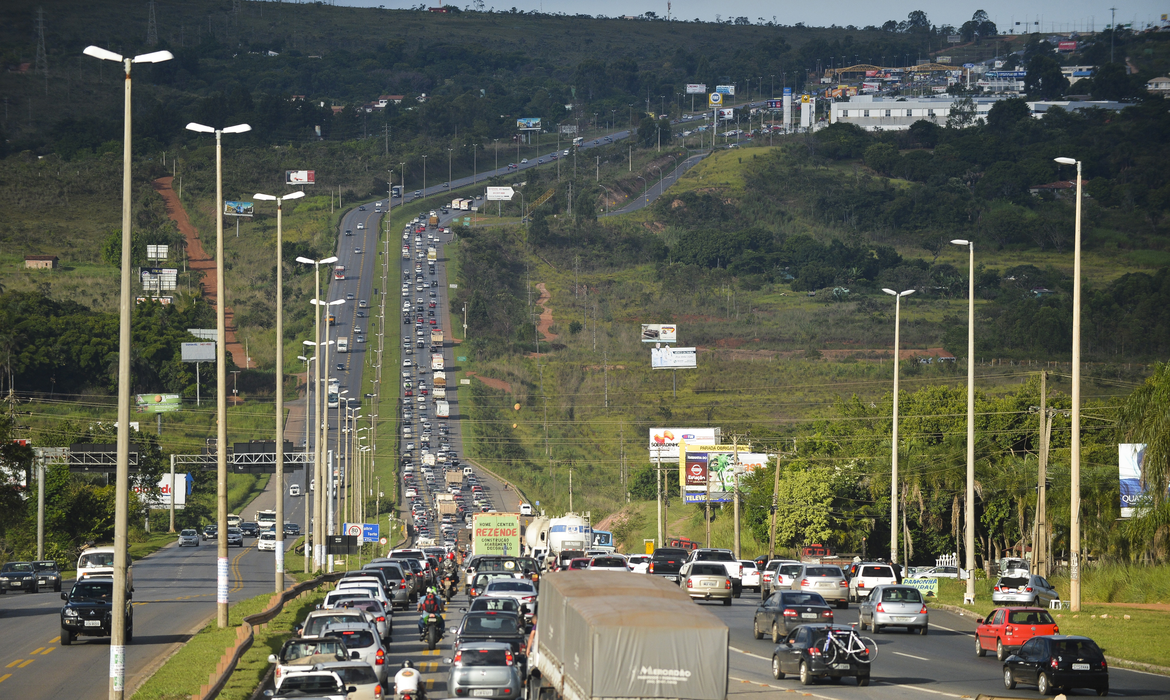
[771,623,872,686]
[346,292,356,300]
[357,310,367,318]
[336,362,345,371]
[761,559,800,597]
[520,158,528,164]
[359,206,366,211]
[848,562,898,603]
[345,229,353,236]
[976,606,1061,661]
[353,248,362,254]
[684,549,743,597]
[682,562,733,605]
[912,565,961,579]
[451,610,527,657]
[270,670,356,700]
[481,579,538,609]
[202,524,218,540]
[267,636,352,687]
[537,158,544,164]
[446,641,524,700]
[59,576,133,645]
[178,529,200,547]
[587,555,628,572]
[414,190,422,196]
[626,554,651,574]
[792,564,849,608]
[992,573,1061,608]
[740,560,762,592]
[240,522,260,537]
[227,527,244,547]
[755,590,834,642]
[285,522,301,536]
[309,661,383,700]
[356,223,364,230]
[320,622,389,684]
[1003,635,1108,696]
[359,299,368,308]
[857,584,928,634]
[0,561,39,593]
[33,560,63,591]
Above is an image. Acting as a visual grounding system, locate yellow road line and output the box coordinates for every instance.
[424,679,435,690]
[30,648,43,655]
[5,660,21,669]
[49,637,60,644]
[0,673,11,683]
[419,661,439,672]
[40,647,54,656]
[229,543,255,593]
[18,660,34,668]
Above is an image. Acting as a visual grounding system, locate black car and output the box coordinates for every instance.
[202,524,218,541]
[284,522,301,536]
[755,591,834,642]
[772,623,872,686]
[34,560,63,592]
[60,577,133,645]
[452,610,527,656]
[1004,635,1109,696]
[240,522,260,537]
[0,561,39,594]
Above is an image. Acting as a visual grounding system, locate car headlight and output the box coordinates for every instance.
[64,608,79,617]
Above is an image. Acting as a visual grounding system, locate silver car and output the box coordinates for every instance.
[791,564,849,608]
[178,529,200,547]
[310,661,383,700]
[320,622,388,684]
[991,573,1061,607]
[446,641,523,699]
[858,584,929,634]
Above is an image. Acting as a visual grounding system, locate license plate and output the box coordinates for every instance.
[801,613,818,619]
[893,616,913,622]
[472,690,495,697]
[1073,663,1090,671]
[702,580,716,587]
[84,620,102,627]
[10,581,21,587]
[833,663,851,670]
[665,576,677,581]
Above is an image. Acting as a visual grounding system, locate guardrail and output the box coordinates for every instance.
[192,571,344,700]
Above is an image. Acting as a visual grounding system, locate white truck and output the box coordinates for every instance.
[337,337,349,353]
[431,353,444,371]
[436,400,450,419]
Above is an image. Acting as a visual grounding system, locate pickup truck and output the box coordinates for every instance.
[647,547,690,583]
[682,548,744,597]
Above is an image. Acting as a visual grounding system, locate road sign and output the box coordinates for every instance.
[486,186,515,201]
[457,356,467,362]
[345,523,362,537]
[379,537,387,545]
[362,523,380,543]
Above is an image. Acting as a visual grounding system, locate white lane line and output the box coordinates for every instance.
[893,651,930,661]
[928,623,964,633]
[729,646,772,662]
[898,684,965,698]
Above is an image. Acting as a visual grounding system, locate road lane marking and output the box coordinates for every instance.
[897,684,964,698]
[49,636,59,643]
[18,659,34,668]
[0,673,10,683]
[728,676,836,699]
[893,651,930,661]
[5,660,21,668]
[729,646,772,662]
[40,647,54,656]
[30,648,44,655]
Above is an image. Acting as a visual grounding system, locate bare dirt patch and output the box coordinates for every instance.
[534,283,557,341]
[465,372,512,393]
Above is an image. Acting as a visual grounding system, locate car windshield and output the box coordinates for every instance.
[881,588,922,603]
[282,639,346,662]
[69,581,113,601]
[462,615,521,634]
[1008,610,1055,625]
[34,561,58,572]
[691,564,727,576]
[805,567,843,577]
[181,530,197,536]
[79,553,114,568]
[280,674,344,693]
[783,593,827,606]
[457,648,511,666]
[2,562,34,572]
[999,576,1030,588]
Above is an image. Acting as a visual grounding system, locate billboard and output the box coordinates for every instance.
[717,108,735,120]
[715,84,736,95]
[648,427,719,460]
[1058,41,1077,51]
[685,83,707,94]
[708,92,723,107]
[766,99,782,109]
[473,512,522,556]
[135,394,181,413]
[224,200,254,217]
[651,346,696,369]
[516,117,542,130]
[678,442,756,503]
[640,324,677,343]
[133,472,189,509]
[485,186,515,201]
[559,124,578,134]
[285,170,315,185]
[1120,443,1145,518]
[181,342,216,362]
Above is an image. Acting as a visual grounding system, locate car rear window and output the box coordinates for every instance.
[463,615,521,634]
[1048,638,1102,657]
[783,593,827,606]
[861,566,894,577]
[592,558,626,567]
[695,551,735,561]
[880,588,922,603]
[1008,610,1055,625]
[691,564,728,576]
[473,598,519,613]
[305,613,362,636]
[805,567,843,577]
[779,564,803,577]
[281,675,344,693]
[331,666,379,684]
[999,576,1029,588]
[457,648,511,666]
[740,561,758,571]
[331,629,376,648]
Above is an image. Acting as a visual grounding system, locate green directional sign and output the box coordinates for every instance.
[457,356,467,362]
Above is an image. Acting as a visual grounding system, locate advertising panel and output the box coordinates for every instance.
[1120,443,1145,518]
[717,108,735,120]
[715,84,736,95]
[903,578,940,597]
[678,442,755,503]
[135,394,181,413]
[181,341,216,362]
[516,117,542,130]
[485,186,515,201]
[640,323,677,343]
[285,170,315,185]
[766,99,782,109]
[133,472,189,509]
[473,512,522,556]
[1058,41,1078,51]
[685,83,707,94]
[223,200,254,217]
[648,427,719,460]
[651,346,696,369]
[708,92,723,107]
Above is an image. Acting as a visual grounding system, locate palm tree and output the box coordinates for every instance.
[1117,362,1170,558]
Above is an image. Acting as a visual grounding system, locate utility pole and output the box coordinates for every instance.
[35,8,48,77]
[768,452,781,561]
[146,1,158,46]
[1035,372,1054,579]
[656,450,663,547]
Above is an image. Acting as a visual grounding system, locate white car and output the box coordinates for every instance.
[627,554,651,574]
[356,223,364,229]
[258,532,278,551]
[739,560,761,592]
[587,554,629,572]
[481,579,538,608]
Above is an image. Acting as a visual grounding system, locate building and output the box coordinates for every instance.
[1028,180,1075,198]
[828,95,1002,131]
[1061,66,1096,87]
[24,255,59,269]
[375,95,405,108]
[1146,76,1170,98]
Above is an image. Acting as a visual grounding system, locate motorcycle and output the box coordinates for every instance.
[440,575,458,602]
[422,612,443,650]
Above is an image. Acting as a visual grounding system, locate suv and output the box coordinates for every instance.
[683,549,743,597]
[848,563,899,603]
[762,560,804,599]
[60,577,133,645]
[268,636,352,687]
[648,547,690,583]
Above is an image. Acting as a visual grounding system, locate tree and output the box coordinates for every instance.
[1088,62,1138,101]
[1118,363,1170,558]
[1026,54,1069,100]
[961,10,997,43]
[985,97,1030,132]
[945,97,979,129]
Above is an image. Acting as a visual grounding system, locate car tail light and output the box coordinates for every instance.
[1025,586,1034,592]
[783,609,798,617]
[1050,657,1059,669]
[374,683,382,700]
[686,578,694,588]
[377,615,386,622]
[453,651,462,664]
[376,649,385,665]
[800,579,810,587]
[725,579,732,589]
[738,565,744,577]
[822,611,833,618]
[858,581,865,588]
[649,563,655,573]
[1053,626,1059,633]
[876,603,885,613]
[505,650,514,666]
[1101,659,1107,670]
[839,580,848,587]
[809,646,821,656]
[920,606,928,614]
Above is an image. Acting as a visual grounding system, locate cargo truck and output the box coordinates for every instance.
[431,353,444,371]
[428,214,440,226]
[430,329,444,346]
[427,247,437,262]
[337,337,349,353]
[436,493,457,518]
[432,371,446,387]
[436,400,450,419]
[433,386,446,400]
[445,471,462,487]
[527,572,728,700]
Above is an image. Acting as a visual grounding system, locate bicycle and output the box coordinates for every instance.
[820,627,878,665]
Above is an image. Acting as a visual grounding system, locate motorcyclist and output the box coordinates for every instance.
[417,587,444,638]
[393,660,424,700]
[439,552,459,593]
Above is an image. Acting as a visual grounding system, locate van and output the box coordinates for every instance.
[76,546,134,591]
[289,483,301,497]
[849,563,900,603]
[463,466,474,476]
[520,503,533,516]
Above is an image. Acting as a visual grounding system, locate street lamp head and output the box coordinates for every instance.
[900,289,916,297]
[882,288,897,296]
[327,299,345,306]
[284,191,305,200]
[1054,157,1077,165]
[295,256,315,265]
[320,256,339,265]
[222,123,252,134]
[133,50,174,64]
[253,193,276,201]
[951,239,970,246]
[185,122,215,134]
[83,45,123,62]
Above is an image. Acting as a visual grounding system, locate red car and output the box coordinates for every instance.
[567,557,591,571]
[429,319,437,325]
[975,607,1059,661]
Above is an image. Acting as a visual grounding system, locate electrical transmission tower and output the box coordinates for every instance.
[147,0,158,46]
[34,7,48,76]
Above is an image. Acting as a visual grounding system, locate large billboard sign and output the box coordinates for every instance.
[640,324,677,343]
[135,394,181,413]
[649,428,719,460]
[685,83,707,94]
[473,512,522,556]
[516,117,542,130]
[715,84,735,95]
[717,108,735,120]
[134,472,189,509]
[651,346,696,369]
[677,442,756,503]
[285,170,315,185]
[181,342,216,362]
[708,92,723,107]
[485,186,515,201]
[224,201,254,217]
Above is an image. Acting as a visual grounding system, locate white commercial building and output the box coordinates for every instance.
[828,95,1002,131]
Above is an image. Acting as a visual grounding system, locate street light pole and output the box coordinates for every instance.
[83,43,172,700]
[297,353,314,572]
[422,155,427,200]
[254,189,304,592]
[185,118,251,627]
[952,239,977,601]
[1056,156,1083,611]
[882,287,915,565]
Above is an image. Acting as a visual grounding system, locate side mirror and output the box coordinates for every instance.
[263,691,274,698]
[347,687,357,694]
[61,593,68,601]
[350,651,361,660]
[444,658,453,663]
[976,618,984,624]
[450,627,458,633]
[785,640,793,647]
[268,654,278,664]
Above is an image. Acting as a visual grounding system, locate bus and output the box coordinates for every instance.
[333,265,345,280]
[256,509,277,532]
[590,530,615,552]
[327,378,340,408]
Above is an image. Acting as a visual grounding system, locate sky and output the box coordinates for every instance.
[337,1,1167,33]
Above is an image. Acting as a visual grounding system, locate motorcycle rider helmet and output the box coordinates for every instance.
[403,660,414,669]
[448,552,455,560]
